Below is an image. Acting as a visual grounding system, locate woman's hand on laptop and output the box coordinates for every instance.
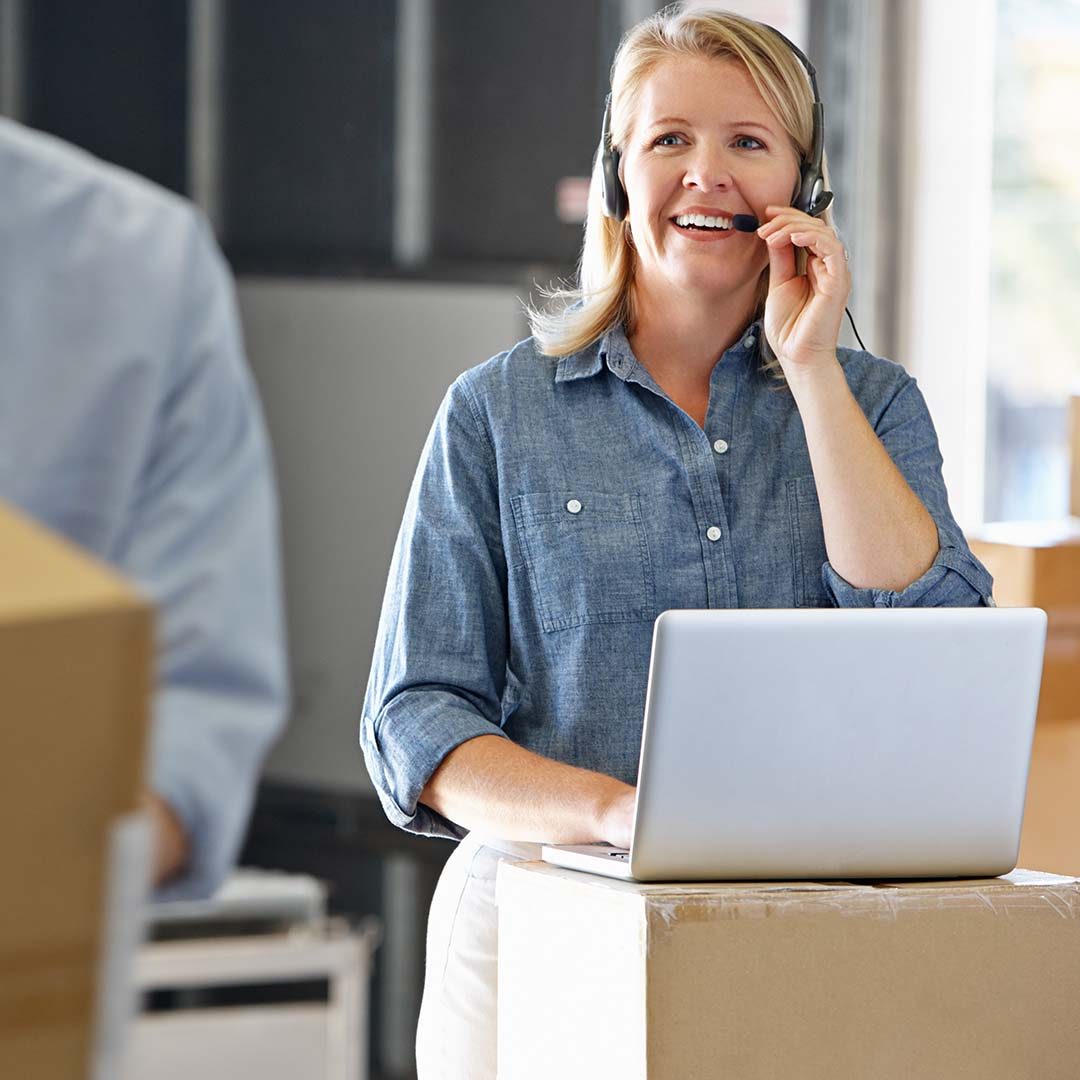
[594,783,637,850]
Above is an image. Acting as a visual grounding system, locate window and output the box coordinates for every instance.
[985,0,1080,521]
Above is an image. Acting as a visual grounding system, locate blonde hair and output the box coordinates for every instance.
[526,5,834,382]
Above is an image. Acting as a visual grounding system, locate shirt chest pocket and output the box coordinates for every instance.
[510,491,656,633]
[786,475,834,607]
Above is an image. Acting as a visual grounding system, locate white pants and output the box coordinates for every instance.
[415,834,541,1080]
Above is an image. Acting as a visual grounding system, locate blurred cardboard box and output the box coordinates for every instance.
[968,519,1080,722]
[0,500,152,1080]
[498,861,1080,1080]
[967,520,1080,873]
[1021,718,1080,874]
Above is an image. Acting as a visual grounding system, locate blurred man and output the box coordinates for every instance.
[0,117,289,899]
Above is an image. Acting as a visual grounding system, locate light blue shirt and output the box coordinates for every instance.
[361,322,994,841]
[0,119,289,900]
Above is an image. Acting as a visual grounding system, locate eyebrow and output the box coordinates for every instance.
[647,116,776,133]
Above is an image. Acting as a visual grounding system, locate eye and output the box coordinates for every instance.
[653,133,686,148]
[733,135,765,150]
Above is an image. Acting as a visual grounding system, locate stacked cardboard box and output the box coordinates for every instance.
[0,500,152,1079]
[969,519,1080,722]
[498,861,1080,1080]
[968,520,1080,873]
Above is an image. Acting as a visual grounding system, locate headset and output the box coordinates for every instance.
[599,22,833,222]
[597,20,867,350]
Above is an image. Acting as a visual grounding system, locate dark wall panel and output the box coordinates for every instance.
[17,2,626,277]
[23,0,189,195]
[221,0,397,269]
[430,0,621,264]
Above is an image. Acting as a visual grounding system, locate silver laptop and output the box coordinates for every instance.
[542,607,1047,882]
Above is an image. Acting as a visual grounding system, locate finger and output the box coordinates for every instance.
[759,212,841,251]
[789,231,849,282]
[763,215,836,244]
[788,228,845,265]
[764,226,797,289]
[765,204,811,218]
[763,223,835,276]
[756,205,814,239]
[759,221,836,262]
[790,233,851,303]
[757,214,798,241]
[805,249,826,294]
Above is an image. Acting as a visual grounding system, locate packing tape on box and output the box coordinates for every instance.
[639,872,1080,942]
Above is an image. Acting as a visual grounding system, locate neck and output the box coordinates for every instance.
[627,278,758,385]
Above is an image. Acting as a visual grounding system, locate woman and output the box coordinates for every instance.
[361,7,993,1077]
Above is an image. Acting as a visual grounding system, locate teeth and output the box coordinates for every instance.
[675,213,732,230]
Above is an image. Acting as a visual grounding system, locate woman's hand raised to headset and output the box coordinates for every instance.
[756,205,851,380]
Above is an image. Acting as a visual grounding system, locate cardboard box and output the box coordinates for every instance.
[0,500,153,1080]
[498,861,1080,1080]
[968,519,1080,721]
[967,522,1080,874]
[1020,717,1080,875]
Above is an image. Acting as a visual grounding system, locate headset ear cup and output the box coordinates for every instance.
[796,168,833,219]
[602,146,628,221]
[598,93,629,221]
[795,167,817,216]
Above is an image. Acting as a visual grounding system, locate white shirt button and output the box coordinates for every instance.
[712,439,729,454]
[566,499,582,514]
[706,525,722,542]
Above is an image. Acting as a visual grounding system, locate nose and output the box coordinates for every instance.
[682,144,736,193]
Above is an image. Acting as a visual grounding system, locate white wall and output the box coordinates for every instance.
[238,278,526,793]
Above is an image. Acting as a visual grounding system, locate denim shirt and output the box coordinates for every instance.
[360,323,993,839]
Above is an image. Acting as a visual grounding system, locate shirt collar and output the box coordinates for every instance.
[552,319,763,385]
[553,324,636,384]
[553,346,605,383]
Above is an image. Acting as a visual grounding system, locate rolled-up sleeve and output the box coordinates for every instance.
[821,374,994,608]
[361,374,510,838]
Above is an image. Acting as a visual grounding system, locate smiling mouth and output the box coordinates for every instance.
[672,213,733,232]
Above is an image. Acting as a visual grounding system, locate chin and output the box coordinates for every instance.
[672,271,751,300]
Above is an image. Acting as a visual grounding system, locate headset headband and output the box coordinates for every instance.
[599,20,833,221]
